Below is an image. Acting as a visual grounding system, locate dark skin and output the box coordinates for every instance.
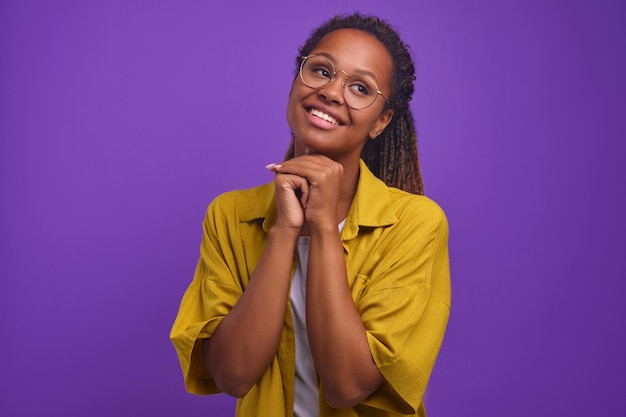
[204,29,394,408]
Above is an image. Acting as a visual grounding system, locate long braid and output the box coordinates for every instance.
[285,13,424,195]
[362,105,423,195]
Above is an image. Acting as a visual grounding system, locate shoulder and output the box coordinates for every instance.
[211,182,273,206]
[388,188,448,229]
[207,182,275,222]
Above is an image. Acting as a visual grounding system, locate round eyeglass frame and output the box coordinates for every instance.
[298,55,389,110]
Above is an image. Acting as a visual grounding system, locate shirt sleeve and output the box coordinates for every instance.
[359,204,451,414]
[169,197,245,395]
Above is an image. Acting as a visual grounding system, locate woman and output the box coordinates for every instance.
[171,13,450,417]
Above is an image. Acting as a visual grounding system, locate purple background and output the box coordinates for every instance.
[1,1,625,416]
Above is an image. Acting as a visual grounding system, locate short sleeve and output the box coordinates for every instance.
[169,198,245,394]
[360,209,451,414]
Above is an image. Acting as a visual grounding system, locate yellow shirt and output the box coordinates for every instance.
[170,160,451,417]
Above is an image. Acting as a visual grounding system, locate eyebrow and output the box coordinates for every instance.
[316,52,381,83]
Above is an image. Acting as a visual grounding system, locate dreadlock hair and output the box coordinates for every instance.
[284,13,424,195]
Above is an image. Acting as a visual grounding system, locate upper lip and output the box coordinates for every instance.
[304,102,346,125]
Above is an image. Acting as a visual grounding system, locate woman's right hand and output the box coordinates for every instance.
[267,163,308,232]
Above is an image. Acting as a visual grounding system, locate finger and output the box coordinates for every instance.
[280,174,309,209]
[271,155,341,183]
[265,163,283,172]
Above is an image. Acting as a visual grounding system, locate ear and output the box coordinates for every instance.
[369,108,394,139]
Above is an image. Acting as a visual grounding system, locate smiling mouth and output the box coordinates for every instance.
[308,107,340,125]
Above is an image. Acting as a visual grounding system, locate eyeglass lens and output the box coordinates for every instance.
[300,55,381,109]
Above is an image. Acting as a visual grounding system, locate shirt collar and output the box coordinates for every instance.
[241,159,398,237]
[341,159,397,240]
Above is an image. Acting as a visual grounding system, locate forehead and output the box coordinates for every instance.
[310,29,392,83]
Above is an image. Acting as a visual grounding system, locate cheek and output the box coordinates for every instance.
[286,84,297,114]
[288,81,309,105]
[286,89,303,132]
[286,81,311,127]
[355,110,383,132]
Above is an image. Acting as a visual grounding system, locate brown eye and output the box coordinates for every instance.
[347,79,372,96]
[311,66,332,79]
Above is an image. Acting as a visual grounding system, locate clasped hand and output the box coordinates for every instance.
[267,155,343,232]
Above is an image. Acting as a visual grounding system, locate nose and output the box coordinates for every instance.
[318,72,346,105]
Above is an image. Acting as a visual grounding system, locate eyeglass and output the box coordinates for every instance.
[299,55,389,110]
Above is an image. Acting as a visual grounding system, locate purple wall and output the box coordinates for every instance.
[1,1,625,416]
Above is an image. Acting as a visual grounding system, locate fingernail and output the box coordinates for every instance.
[265,163,282,170]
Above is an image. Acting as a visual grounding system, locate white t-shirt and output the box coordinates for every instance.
[291,236,317,417]
[291,221,345,417]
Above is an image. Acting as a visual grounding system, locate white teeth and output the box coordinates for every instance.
[309,108,338,125]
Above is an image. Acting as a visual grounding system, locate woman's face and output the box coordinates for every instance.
[286,29,394,163]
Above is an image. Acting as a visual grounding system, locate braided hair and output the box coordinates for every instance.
[284,13,424,195]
